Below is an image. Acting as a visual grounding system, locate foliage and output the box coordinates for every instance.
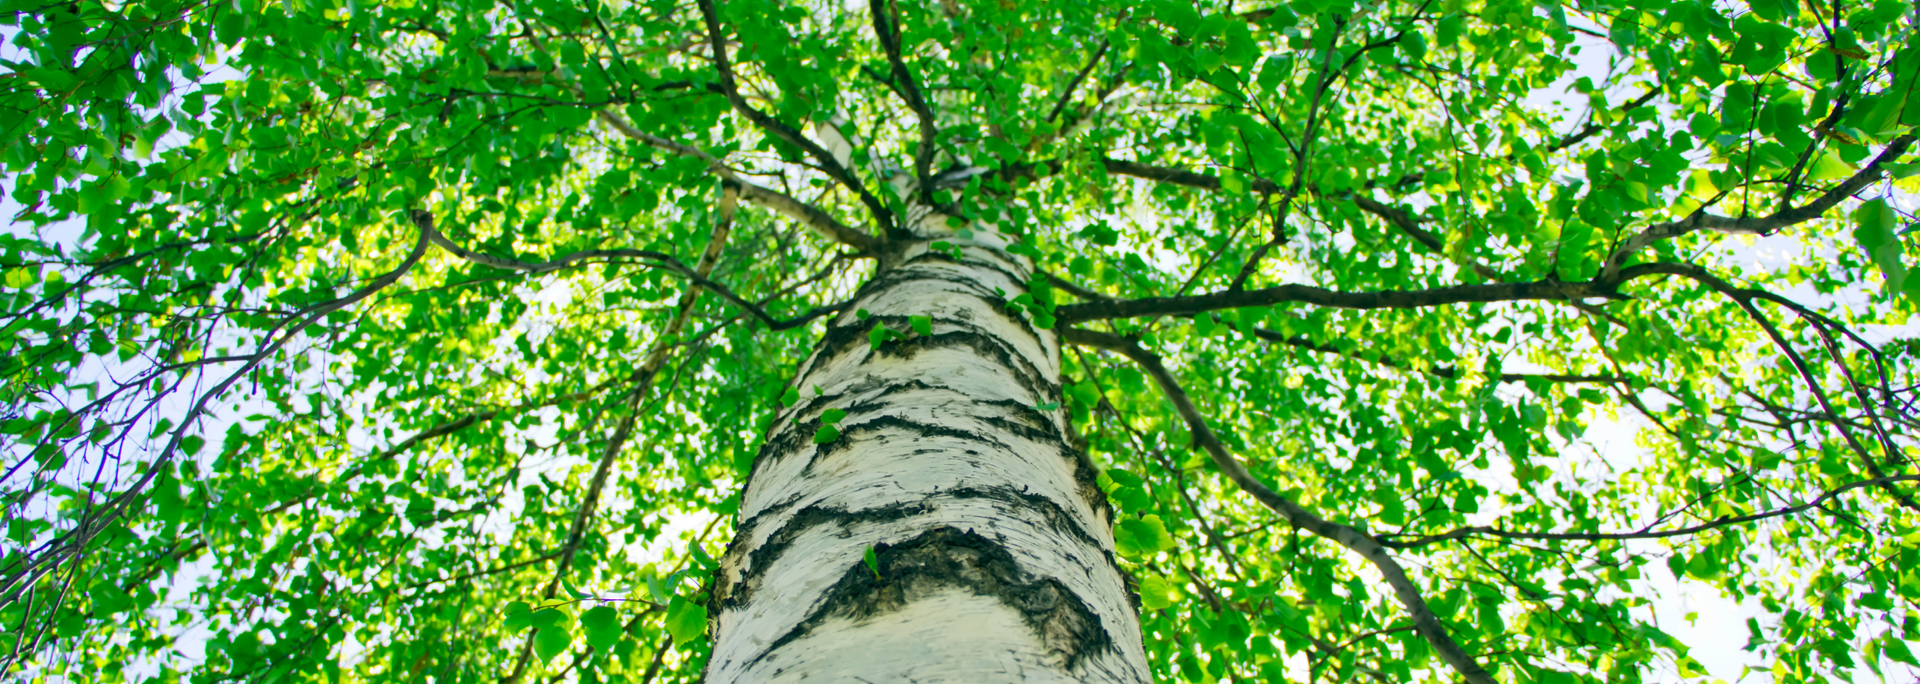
[2,0,1920,681]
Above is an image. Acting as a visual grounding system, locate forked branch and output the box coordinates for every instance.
[504,189,736,684]
[1603,134,1916,279]
[1,215,433,610]
[596,111,881,251]
[1636,262,1920,513]
[1063,328,1499,684]
[695,0,897,233]
[868,0,939,191]
[422,205,841,331]
[1100,158,1486,275]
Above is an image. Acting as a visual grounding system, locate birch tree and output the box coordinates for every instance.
[3,0,1920,681]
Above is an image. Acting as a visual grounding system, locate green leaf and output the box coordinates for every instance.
[3,268,34,289]
[1854,198,1909,297]
[531,607,568,630]
[664,596,707,644]
[689,540,718,569]
[1138,575,1183,610]
[781,387,800,407]
[820,408,846,424]
[1219,172,1246,194]
[813,424,840,444]
[23,68,75,91]
[909,315,932,336]
[1065,381,1101,407]
[868,326,903,349]
[863,546,881,579]
[1885,636,1918,666]
[1114,514,1178,558]
[1111,485,1152,513]
[533,625,572,662]
[579,605,623,651]
[88,586,133,619]
[503,601,536,630]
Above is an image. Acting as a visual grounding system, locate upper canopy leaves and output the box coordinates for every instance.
[2,0,1918,681]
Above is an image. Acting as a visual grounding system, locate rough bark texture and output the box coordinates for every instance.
[706,217,1147,683]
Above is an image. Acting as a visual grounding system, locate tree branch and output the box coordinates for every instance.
[868,0,939,192]
[421,207,840,330]
[1042,270,1113,302]
[1378,474,1920,549]
[1,214,433,610]
[1101,158,1496,277]
[1246,325,1623,385]
[1602,134,1916,280]
[1062,327,1499,684]
[1543,89,1659,155]
[595,110,880,251]
[1626,261,1920,513]
[1054,277,1619,324]
[488,56,881,252]
[1229,16,1361,291]
[694,0,896,233]
[504,192,735,684]
[1047,40,1110,124]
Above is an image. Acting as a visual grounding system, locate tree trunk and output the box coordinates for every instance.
[706,221,1149,682]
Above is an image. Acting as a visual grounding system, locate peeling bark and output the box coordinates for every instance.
[706,223,1147,682]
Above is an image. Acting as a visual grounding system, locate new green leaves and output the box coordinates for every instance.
[1003,274,1059,329]
[1113,514,1178,559]
[814,408,846,444]
[1063,379,1103,422]
[534,625,572,662]
[861,310,934,349]
[863,546,881,579]
[664,596,708,644]
[1137,575,1184,611]
[1854,199,1919,302]
[1104,468,1153,513]
[503,600,576,662]
[579,605,625,651]
[504,599,634,660]
[868,325,906,349]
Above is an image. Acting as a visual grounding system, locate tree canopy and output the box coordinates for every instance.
[3,0,1920,680]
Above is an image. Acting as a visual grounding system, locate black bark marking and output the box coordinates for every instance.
[803,413,1011,474]
[727,493,804,557]
[851,267,1003,310]
[744,378,1102,521]
[782,318,1060,440]
[715,498,936,612]
[900,248,1030,289]
[867,325,1057,401]
[745,527,1119,673]
[966,409,1110,524]
[947,485,1103,553]
[835,263,1052,353]
[735,379,1078,508]
[796,294,1052,386]
[718,484,1115,615]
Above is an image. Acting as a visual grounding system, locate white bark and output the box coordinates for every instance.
[706,224,1148,682]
